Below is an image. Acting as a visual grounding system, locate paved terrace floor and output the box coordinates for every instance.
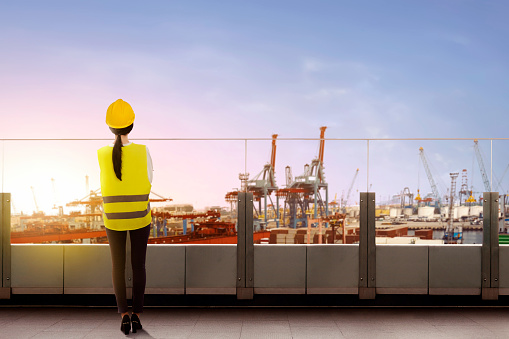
[1,306,509,338]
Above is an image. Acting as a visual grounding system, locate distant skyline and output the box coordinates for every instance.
[1,1,508,213]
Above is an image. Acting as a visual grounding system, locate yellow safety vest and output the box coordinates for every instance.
[98,143,152,231]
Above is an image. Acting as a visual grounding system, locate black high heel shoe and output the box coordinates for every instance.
[131,313,142,333]
[120,314,131,335]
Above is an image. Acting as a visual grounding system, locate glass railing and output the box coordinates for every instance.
[1,137,508,245]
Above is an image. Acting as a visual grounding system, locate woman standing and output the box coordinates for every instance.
[98,99,153,335]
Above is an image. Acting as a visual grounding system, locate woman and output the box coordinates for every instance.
[98,99,153,335]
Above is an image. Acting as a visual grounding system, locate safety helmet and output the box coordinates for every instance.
[106,99,135,129]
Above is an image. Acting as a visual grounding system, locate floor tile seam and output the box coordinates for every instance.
[39,324,105,331]
[291,329,343,336]
[470,320,507,332]
[47,318,107,327]
[241,319,290,324]
[3,322,57,332]
[430,323,498,334]
[289,324,342,330]
[240,328,293,332]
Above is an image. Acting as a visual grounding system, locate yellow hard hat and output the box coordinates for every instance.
[106,99,135,129]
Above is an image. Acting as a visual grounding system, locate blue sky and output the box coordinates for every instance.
[1,1,508,211]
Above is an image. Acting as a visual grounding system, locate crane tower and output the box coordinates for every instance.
[278,127,329,228]
[246,134,279,226]
[444,172,462,244]
[225,134,279,227]
[419,147,442,210]
[473,139,491,192]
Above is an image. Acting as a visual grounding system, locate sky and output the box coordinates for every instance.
[1,1,508,213]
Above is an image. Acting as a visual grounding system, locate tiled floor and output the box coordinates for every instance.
[0,306,508,338]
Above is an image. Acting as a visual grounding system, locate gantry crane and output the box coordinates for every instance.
[473,139,491,192]
[458,169,472,205]
[444,172,462,244]
[419,147,442,210]
[30,186,40,214]
[246,134,279,226]
[278,127,329,228]
[400,187,414,208]
[342,168,359,212]
[225,134,279,226]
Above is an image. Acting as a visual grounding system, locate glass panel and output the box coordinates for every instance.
[250,136,368,245]
[370,139,487,245]
[6,140,106,244]
[6,139,244,244]
[147,139,243,244]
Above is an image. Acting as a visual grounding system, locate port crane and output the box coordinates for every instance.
[30,186,40,214]
[419,147,442,210]
[278,126,329,228]
[458,169,476,204]
[225,134,279,227]
[473,140,491,192]
[400,187,414,208]
[341,168,359,212]
[247,134,279,225]
[444,172,462,244]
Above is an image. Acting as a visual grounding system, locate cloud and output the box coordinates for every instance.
[302,58,326,72]
[304,88,349,101]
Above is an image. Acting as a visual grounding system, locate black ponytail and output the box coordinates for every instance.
[109,123,134,181]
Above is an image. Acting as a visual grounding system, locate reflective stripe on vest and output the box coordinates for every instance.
[102,194,150,204]
[103,201,151,220]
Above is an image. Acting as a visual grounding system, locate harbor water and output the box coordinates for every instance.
[408,230,483,244]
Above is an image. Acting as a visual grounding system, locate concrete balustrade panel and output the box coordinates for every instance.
[63,244,112,294]
[185,244,236,294]
[498,245,509,294]
[429,245,482,295]
[254,244,306,294]
[376,245,428,294]
[307,244,358,294]
[11,244,63,294]
[146,244,185,294]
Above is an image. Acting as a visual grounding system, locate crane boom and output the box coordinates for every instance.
[345,168,359,206]
[270,134,278,170]
[473,140,491,192]
[318,126,327,164]
[419,147,441,206]
[30,186,39,213]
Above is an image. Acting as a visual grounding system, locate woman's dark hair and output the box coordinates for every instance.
[109,123,134,181]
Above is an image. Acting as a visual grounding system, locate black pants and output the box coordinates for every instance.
[106,224,151,314]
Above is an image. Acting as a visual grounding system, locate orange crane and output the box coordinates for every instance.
[278,126,329,228]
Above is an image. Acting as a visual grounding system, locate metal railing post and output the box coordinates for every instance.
[237,192,254,299]
[359,192,376,299]
[482,192,499,300]
[0,193,11,299]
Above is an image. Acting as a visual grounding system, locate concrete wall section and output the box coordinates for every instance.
[185,245,236,294]
[498,245,509,295]
[376,245,428,294]
[429,245,481,295]
[63,244,112,294]
[146,245,185,294]
[11,244,63,294]
[254,245,306,294]
[307,245,358,294]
